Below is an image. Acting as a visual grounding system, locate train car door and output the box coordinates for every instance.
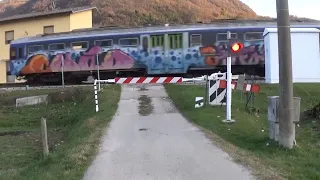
[165,32,185,73]
[147,34,166,74]
[141,32,185,74]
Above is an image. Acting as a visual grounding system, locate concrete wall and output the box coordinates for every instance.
[16,94,48,107]
[0,60,6,83]
[263,28,320,83]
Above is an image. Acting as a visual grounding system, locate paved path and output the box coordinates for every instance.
[83,84,254,180]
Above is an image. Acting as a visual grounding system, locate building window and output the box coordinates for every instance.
[119,38,138,47]
[71,41,88,49]
[5,30,14,44]
[44,25,54,34]
[190,34,202,47]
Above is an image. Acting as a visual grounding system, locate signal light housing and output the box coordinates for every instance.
[229,41,244,55]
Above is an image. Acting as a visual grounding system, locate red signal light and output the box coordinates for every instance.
[231,42,243,52]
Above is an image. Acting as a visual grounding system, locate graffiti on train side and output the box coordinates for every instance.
[18,46,135,74]
[10,45,205,75]
[200,41,265,66]
[10,41,264,75]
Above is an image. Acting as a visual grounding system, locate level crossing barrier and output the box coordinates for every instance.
[93,73,261,112]
[93,76,202,112]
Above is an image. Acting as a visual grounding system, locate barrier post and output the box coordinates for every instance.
[204,75,208,106]
[96,55,101,91]
[94,79,99,112]
[223,31,235,123]
[61,55,65,89]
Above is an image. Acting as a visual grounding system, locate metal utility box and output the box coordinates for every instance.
[267,96,301,123]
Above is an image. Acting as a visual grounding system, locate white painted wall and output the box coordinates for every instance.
[263,28,320,83]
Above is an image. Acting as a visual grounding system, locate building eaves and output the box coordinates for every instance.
[0,5,97,24]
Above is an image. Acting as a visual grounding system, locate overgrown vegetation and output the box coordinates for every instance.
[1,0,256,26]
[0,85,121,179]
[165,83,320,180]
[0,0,315,27]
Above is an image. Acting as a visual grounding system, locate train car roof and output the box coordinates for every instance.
[11,19,320,44]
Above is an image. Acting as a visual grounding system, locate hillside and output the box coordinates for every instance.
[0,0,315,27]
[0,0,258,26]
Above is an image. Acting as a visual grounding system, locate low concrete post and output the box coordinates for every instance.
[41,117,49,157]
[268,96,301,145]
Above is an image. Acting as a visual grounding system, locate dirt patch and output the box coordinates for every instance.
[85,118,98,128]
[304,103,320,121]
[0,130,30,136]
[139,128,149,131]
[138,95,153,116]
[138,86,148,91]
[47,88,89,104]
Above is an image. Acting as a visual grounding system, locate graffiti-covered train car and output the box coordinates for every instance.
[8,19,320,84]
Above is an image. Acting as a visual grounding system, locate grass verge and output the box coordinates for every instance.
[0,85,121,179]
[165,83,320,180]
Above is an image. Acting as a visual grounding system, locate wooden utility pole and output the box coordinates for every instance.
[276,0,295,149]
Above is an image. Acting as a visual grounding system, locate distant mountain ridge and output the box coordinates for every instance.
[0,0,316,27]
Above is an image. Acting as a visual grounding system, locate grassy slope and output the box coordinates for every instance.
[165,83,320,180]
[0,85,121,179]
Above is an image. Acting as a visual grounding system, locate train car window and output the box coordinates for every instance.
[28,45,43,54]
[168,33,183,49]
[10,47,16,60]
[150,35,164,48]
[216,33,237,42]
[244,32,264,41]
[49,43,65,50]
[18,48,23,58]
[71,41,88,49]
[190,34,202,47]
[95,39,113,47]
[119,38,138,47]
[142,37,149,52]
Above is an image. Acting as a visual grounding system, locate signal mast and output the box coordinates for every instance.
[223,31,243,123]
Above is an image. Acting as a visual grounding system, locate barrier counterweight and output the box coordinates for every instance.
[209,80,227,105]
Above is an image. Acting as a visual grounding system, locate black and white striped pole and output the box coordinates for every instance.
[94,79,99,112]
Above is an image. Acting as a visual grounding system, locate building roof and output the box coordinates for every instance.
[0,6,96,24]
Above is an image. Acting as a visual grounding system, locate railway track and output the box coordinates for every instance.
[0,82,94,92]
[0,76,265,92]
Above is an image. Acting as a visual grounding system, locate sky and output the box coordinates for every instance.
[240,0,320,20]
